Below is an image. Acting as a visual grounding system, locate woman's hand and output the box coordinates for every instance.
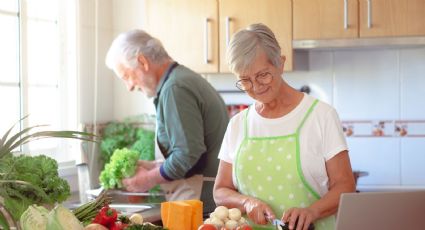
[282,207,319,230]
[242,197,275,225]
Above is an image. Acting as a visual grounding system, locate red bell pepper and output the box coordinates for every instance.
[92,204,118,226]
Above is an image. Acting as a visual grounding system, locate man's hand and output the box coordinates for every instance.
[122,164,156,192]
[137,160,159,170]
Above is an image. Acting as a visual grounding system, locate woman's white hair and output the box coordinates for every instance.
[226,23,282,74]
[105,29,170,71]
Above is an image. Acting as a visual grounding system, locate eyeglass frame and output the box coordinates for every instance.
[235,71,274,91]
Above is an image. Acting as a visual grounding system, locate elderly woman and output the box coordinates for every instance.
[213,24,356,230]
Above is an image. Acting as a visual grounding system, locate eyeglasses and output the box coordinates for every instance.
[235,72,274,91]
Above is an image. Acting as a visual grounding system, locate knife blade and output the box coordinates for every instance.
[264,215,283,230]
[271,219,284,230]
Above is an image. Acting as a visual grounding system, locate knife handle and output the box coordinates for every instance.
[281,221,315,230]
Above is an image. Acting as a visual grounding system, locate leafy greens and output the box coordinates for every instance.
[100,119,155,163]
[0,154,70,220]
[99,148,139,189]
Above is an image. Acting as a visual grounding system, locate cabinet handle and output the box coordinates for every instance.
[343,0,348,29]
[204,17,210,64]
[225,16,231,46]
[367,0,372,28]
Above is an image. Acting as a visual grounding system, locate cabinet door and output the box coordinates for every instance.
[293,0,358,40]
[144,0,218,73]
[360,0,425,37]
[219,0,293,72]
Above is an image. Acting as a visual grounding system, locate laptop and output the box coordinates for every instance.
[335,191,425,230]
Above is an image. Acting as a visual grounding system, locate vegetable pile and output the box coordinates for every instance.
[201,206,252,230]
[0,154,70,220]
[0,116,96,229]
[99,148,139,189]
[19,198,165,230]
[83,204,165,230]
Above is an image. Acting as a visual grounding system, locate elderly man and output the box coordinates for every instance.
[105,29,229,214]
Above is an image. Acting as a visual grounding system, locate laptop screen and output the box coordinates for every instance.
[335,191,425,230]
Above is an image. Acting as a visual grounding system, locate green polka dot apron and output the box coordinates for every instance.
[234,100,335,230]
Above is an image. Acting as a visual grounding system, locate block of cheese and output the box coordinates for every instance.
[161,200,203,230]
[181,200,203,230]
[161,201,191,230]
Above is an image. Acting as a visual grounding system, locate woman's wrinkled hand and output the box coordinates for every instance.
[242,197,275,225]
[282,207,319,230]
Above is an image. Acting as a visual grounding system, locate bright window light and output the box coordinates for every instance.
[0,0,78,163]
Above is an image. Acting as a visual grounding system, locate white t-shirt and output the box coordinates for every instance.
[218,94,348,196]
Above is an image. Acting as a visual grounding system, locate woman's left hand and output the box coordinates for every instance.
[282,207,319,230]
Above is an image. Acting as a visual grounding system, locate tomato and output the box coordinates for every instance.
[198,224,218,230]
[236,225,253,230]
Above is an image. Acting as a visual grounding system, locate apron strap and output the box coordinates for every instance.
[244,100,319,137]
[243,107,250,138]
[296,99,319,134]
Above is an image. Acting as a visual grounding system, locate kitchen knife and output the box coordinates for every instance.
[269,218,315,230]
[271,219,284,230]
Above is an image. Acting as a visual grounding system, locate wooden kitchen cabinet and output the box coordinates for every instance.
[143,0,219,73]
[294,0,425,40]
[144,0,293,73]
[359,0,425,38]
[293,0,359,40]
[219,0,293,72]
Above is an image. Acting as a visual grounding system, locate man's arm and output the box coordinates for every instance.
[159,85,207,179]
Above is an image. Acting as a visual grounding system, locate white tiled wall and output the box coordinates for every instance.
[347,138,401,185]
[207,47,425,190]
[400,48,425,120]
[333,49,400,120]
[401,138,425,185]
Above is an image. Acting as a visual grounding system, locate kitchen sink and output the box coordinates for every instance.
[87,188,166,204]
[109,203,154,213]
[65,188,166,224]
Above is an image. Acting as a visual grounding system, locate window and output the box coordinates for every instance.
[0,0,78,163]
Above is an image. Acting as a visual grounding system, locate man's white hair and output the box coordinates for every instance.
[105,29,170,72]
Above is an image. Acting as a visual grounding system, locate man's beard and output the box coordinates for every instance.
[137,86,154,98]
